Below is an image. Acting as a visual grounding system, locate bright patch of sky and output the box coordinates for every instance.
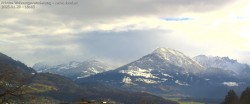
[162,17,194,21]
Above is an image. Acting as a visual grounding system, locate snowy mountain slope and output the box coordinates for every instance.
[152,48,204,72]
[126,48,204,74]
[111,48,208,86]
[33,60,111,79]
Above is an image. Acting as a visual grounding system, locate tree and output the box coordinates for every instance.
[222,90,239,104]
[240,87,250,104]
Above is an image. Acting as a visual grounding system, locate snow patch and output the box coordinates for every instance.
[161,78,168,81]
[205,78,210,81]
[77,76,86,79]
[175,80,189,86]
[162,73,173,78]
[223,82,239,87]
[135,78,158,84]
[119,66,158,78]
[122,77,133,84]
[88,67,99,73]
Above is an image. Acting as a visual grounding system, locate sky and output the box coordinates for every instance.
[0,0,250,67]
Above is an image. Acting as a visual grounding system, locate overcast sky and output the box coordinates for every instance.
[1,0,250,67]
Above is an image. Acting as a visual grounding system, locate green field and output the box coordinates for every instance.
[166,98,204,104]
[29,83,57,92]
[178,101,204,104]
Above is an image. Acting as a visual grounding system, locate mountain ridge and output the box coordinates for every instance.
[193,55,250,77]
[79,48,250,99]
[33,60,112,79]
[0,52,36,74]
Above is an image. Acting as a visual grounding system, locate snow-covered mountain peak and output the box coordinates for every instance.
[195,55,237,63]
[68,61,81,67]
[124,48,204,74]
[153,48,185,58]
[151,48,204,72]
[152,48,191,62]
[194,55,249,74]
[33,62,53,72]
[33,60,112,79]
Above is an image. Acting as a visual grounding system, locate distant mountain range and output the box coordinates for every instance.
[33,60,112,80]
[10,47,250,101]
[77,48,250,98]
[194,55,250,78]
[0,52,177,104]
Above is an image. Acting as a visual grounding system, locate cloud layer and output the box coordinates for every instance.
[1,0,249,66]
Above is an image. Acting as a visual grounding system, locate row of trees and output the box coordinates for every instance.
[222,87,250,104]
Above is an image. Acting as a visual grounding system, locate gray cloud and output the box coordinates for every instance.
[33,0,236,21]
[0,0,236,35]
[1,28,171,66]
[73,29,170,64]
[1,0,245,67]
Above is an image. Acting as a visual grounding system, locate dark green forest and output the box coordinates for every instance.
[222,87,250,104]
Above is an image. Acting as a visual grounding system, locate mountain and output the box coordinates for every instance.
[194,55,250,78]
[0,52,177,104]
[33,60,111,79]
[138,48,204,73]
[79,48,250,99]
[32,62,52,73]
[79,48,204,96]
[0,52,36,76]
